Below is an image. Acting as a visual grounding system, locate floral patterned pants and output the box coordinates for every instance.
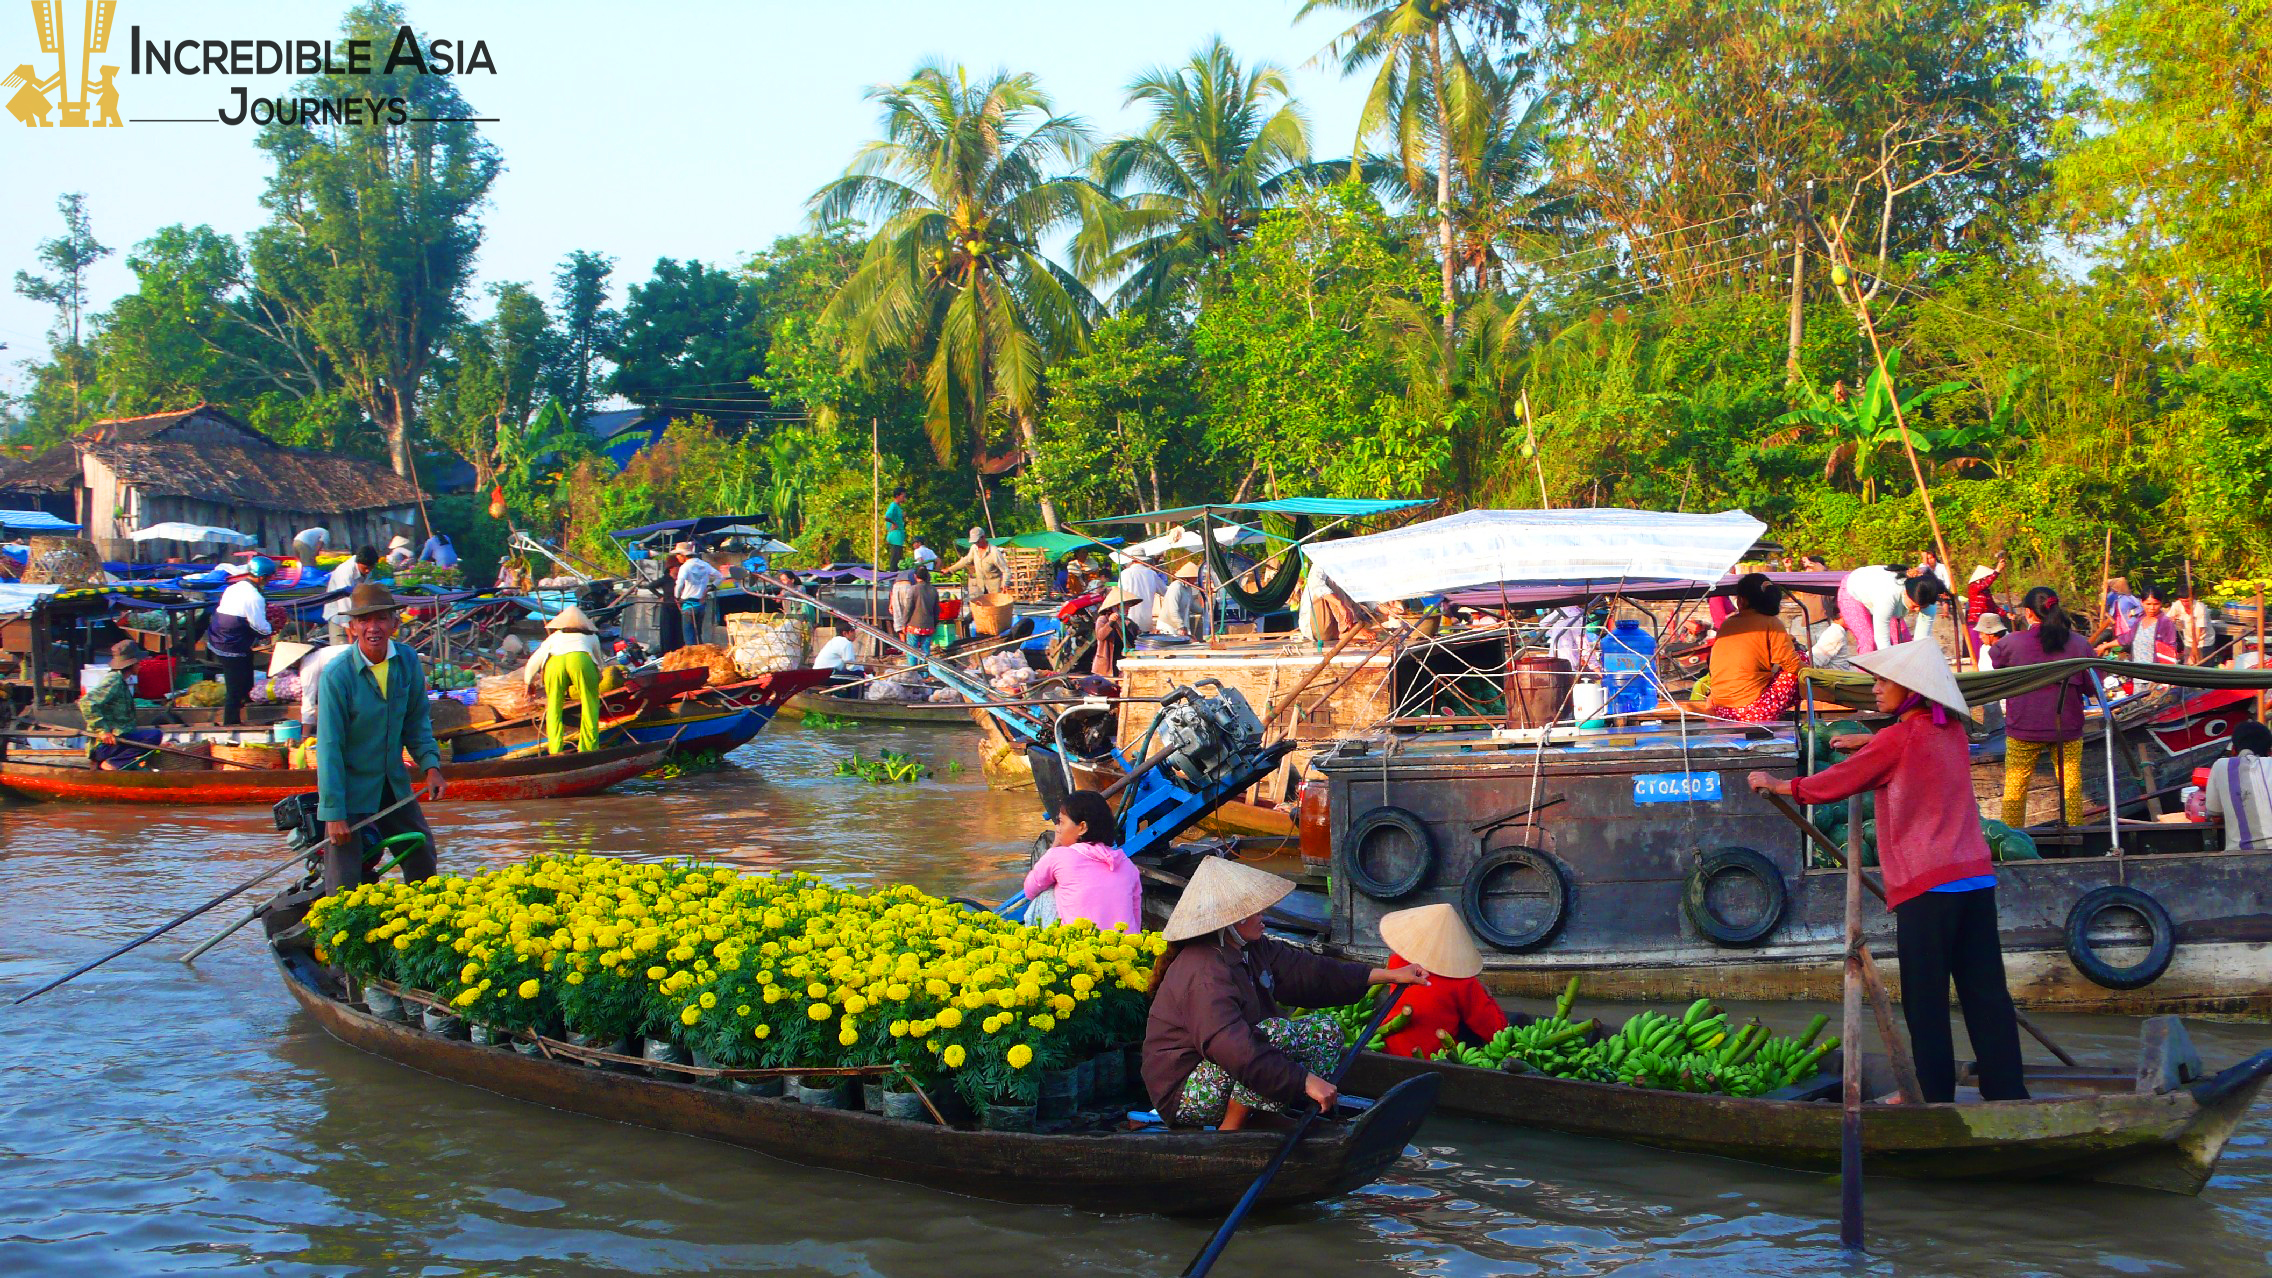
[1174,1013,1344,1127]
[1715,666,1800,723]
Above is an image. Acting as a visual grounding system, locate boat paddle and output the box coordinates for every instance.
[1182,989,1404,1278]
[8,787,426,1006]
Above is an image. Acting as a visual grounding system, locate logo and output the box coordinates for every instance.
[9,0,122,127]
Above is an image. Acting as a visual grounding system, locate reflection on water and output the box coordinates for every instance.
[1,720,2267,1276]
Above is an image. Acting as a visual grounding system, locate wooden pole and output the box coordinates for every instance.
[1854,945,1923,1104]
[2183,559,2199,665]
[2096,530,2114,639]
[1840,791,1866,1249]
[869,419,881,641]
[2258,587,2267,722]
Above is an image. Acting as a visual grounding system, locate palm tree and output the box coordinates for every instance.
[812,62,1102,530]
[1080,38,1312,311]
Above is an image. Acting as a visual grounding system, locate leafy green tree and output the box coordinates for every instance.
[1768,349,1966,502]
[1026,313,1207,520]
[607,258,768,424]
[547,250,617,427]
[246,0,502,475]
[2170,286,2272,571]
[812,61,1102,529]
[11,191,111,427]
[427,282,557,499]
[1081,39,1312,311]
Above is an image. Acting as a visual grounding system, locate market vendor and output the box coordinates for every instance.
[80,640,160,770]
[1373,903,1509,1059]
[1090,587,1130,679]
[1836,562,1949,655]
[944,527,1009,617]
[315,584,444,893]
[523,605,604,755]
[277,640,344,768]
[1704,573,1806,722]
[1156,560,1203,638]
[1142,857,1422,1130]
[673,541,724,646]
[2204,722,2272,852]
[207,556,276,726]
[1747,637,2028,1104]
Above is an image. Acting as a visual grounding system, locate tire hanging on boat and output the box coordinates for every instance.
[1203,512,1310,613]
[1340,805,1435,900]
[1681,846,1788,947]
[2064,884,2177,990]
[1459,846,1571,952]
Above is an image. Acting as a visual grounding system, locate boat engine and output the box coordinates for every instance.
[1150,680,1265,791]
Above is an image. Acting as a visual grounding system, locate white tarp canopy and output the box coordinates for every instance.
[1115,522,1264,561]
[129,522,256,545]
[1298,508,1769,604]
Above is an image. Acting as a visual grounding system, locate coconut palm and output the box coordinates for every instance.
[1080,38,1313,311]
[812,62,1102,529]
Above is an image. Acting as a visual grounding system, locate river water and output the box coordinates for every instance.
[2,720,2267,1276]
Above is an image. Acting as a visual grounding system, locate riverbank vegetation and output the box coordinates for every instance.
[7,0,2266,591]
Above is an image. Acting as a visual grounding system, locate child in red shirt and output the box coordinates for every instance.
[1375,903,1510,1058]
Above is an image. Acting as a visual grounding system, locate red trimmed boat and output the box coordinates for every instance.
[0,742,667,805]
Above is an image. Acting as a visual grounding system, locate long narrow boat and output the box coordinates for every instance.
[445,670,830,763]
[781,686,977,725]
[0,742,667,805]
[268,935,1439,1214]
[1342,1027,2272,1194]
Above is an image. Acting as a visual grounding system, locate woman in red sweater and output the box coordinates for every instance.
[1747,637,2028,1104]
[1375,903,1510,1058]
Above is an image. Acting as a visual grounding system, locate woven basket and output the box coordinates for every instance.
[970,592,1016,636]
[212,743,287,770]
[154,740,212,771]
[1002,547,1052,604]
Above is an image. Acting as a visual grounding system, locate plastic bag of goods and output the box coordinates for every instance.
[929,687,965,704]
[865,672,918,702]
[476,672,535,717]
[980,650,1031,680]
[732,619,811,678]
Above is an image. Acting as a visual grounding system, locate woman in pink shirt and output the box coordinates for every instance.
[1748,638,2028,1104]
[1023,790,1142,932]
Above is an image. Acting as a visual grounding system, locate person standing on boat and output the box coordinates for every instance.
[889,565,938,651]
[316,584,443,893]
[1836,562,1949,655]
[882,486,909,572]
[523,605,605,755]
[291,525,330,570]
[1090,587,1132,679]
[1142,857,1423,1129]
[1021,790,1140,931]
[1705,573,1806,722]
[1155,561,1204,638]
[2204,722,2272,852]
[945,528,1009,615]
[673,542,724,646]
[324,546,377,645]
[80,641,161,770]
[207,557,276,726]
[1990,586,2096,828]
[1115,555,1167,633]
[1964,555,2008,659]
[1748,638,2029,1104]
[418,531,458,568]
[1373,903,1510,1059]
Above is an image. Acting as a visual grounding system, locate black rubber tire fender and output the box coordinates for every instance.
[1682,846,1789,948]
[1459,846,1572,952]
[2064,885,2176,990]
[1339,805,1435,900]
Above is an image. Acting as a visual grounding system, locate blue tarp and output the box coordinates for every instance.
[0,510,82,534]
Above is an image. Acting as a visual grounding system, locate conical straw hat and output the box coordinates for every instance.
[1162,856,1294,942]
[1853,636,1969,716]
[1377,902,1482,979]
[268,640,317,676]
[547,604,596,633]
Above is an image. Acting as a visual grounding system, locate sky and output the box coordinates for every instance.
[0,0,1378,399]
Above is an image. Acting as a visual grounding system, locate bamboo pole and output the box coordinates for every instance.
[2258,587,2267,722]
[869,419,881,643]
[1840,791,1867,1249]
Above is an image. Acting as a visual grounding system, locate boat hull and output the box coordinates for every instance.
[1342,1045,2272,1194]
[783,689,975,724]
[0,743,665,806]
[446,671,827,763]
[272,948,1437,1215]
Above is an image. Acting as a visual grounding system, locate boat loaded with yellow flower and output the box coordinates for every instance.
[267,854,1437,1213]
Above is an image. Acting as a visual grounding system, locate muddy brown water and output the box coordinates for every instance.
[2,720,2267,1276]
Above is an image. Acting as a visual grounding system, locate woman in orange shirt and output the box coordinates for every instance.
[1374,903,1510,1058]
[1706,572,1807,722]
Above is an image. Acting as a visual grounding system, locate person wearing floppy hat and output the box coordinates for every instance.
[1373,903,1511,1059]
[1749,637,2027,1105]
[1142,857,1422,1129]
[313,583,443,894]
[208,556,278,726]
[1971,612,2008,671]
[523,605,607,754]
[80,640,162,770]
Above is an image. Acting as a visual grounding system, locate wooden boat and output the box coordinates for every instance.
[1342,1023,2272,1195]
[444,670,829,763]
[0,742,667,805]
[267,936,1439,1215]
[782,686,977,725]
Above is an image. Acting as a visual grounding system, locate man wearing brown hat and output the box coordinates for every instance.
[314,583,444,891]
[81,640,162,770]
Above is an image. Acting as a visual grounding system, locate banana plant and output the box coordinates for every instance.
[1932,365,2035,479]
[1768,349,1967,502]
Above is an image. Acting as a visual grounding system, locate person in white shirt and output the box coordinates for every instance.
[1155,561,1203,637]
[1115,556,1167,633]
[2205,723,2272,852]
[292,526,330,568]
[911,537,939,571]
[1836,563,1950,654]
[385,535,416,571]
[813,633,858,670]
[522,606,608,754]
[208,557,276,725]
[323,546,376,644]
[286,642,347,727]
[1972,613,2007,671]
[673,541,724,645]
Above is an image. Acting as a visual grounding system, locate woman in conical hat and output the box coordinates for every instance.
[1373,903,1511,1059]
[1748,637,2028,1105]
[1142,857,1422,1129]
[523,604,607,754]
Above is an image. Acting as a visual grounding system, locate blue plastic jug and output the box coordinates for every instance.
[1599,619,1660,715]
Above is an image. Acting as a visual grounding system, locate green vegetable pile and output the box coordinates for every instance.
[1318,987,1410,1049]
[1801,718,2039,867]
[833,748,929,784]
[427,664,479,691]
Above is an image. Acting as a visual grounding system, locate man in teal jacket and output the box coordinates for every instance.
[315,583,446,892]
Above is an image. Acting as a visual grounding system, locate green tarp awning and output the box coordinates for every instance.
[1804,657,2272,710]
[953,530,1119,557]
[1075,497,1434,526]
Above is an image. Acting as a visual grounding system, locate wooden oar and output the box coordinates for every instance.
[1761,789,2080,1068]
[1838,795,1866,1249]
[1182,992,1402,1278]
[179,831,429,964]
[8,788,425,1006]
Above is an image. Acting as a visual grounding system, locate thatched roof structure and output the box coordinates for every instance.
[0,405,423,512]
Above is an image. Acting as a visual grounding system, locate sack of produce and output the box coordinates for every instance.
[659,643,736,686]
[928,687,965,704]
[180,680,226,709]
[476,673,535,717]
[730,619,810,677]
[865,672,919,702]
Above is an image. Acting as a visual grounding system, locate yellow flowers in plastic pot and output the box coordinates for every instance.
[307,854,1164,1111]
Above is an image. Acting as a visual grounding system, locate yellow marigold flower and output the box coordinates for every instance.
[567,971,584,985]
[518,979,540,999]
[1007,1044,1033,1069]
[807,981,827,1000]
[646,966,667,981]
[735,1004,752,1017]
[889,1020,908,1038]
[842,994,867,1015]
[753,1024,771,1040]
[698,991,717,1010]
[838,1025,858,1047]
[681,1005,701,1027]
[808,1002,831,1021]
[935,1007,963,1029]
[943,1044,966,1068]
